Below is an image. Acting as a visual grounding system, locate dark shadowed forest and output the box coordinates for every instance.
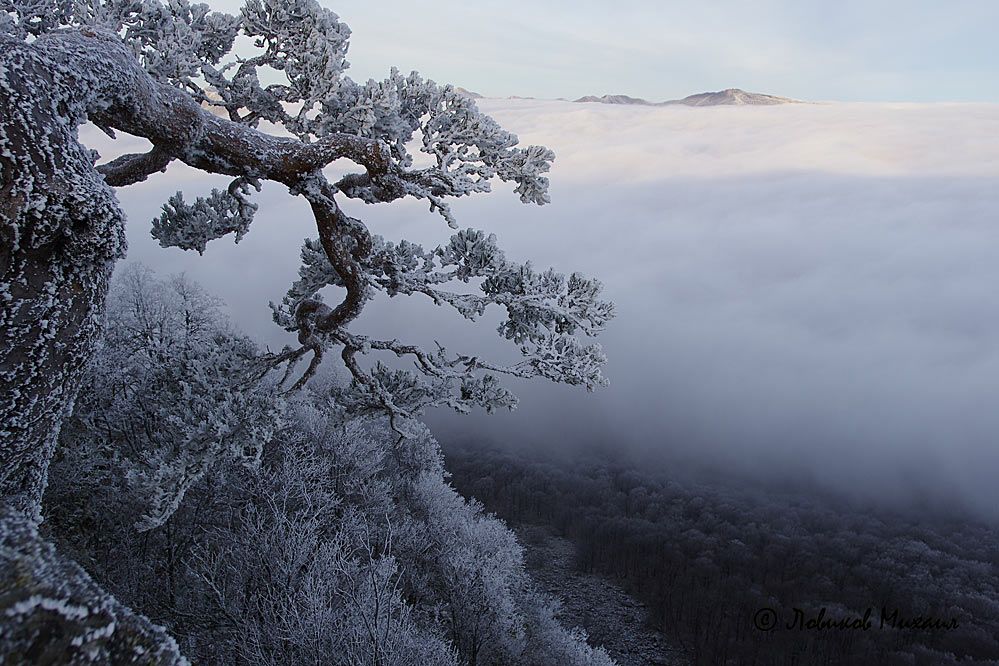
[444,442,999,665]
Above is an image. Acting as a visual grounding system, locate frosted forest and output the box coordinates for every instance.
[2,1,999,665]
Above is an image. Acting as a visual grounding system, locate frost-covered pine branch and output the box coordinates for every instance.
[269,227,613,433]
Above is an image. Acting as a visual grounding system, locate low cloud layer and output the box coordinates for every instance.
[88,100,999,520]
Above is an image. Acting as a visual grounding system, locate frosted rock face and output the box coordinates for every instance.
[0,508,184,664]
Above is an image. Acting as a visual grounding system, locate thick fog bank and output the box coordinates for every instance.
[86,99,999,521]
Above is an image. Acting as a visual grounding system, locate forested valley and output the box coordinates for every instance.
[444,442,999,666]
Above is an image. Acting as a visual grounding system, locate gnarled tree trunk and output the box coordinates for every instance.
[0,32,181,663]
[0,33,124,521]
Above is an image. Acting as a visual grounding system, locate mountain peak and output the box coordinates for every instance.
[572,88,800,107]
[453,86,483,99]
[667,88,798,106]
[573,94,652,105]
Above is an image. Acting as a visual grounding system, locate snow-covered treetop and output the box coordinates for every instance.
[2,0,613,436]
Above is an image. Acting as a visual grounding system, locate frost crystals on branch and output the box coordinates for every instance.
[153,178,261,254]
[269,229,613,437]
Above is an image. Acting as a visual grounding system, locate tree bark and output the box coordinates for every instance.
[0,31,188,662]
[0,33,125,520]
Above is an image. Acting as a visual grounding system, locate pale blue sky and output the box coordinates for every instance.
[306,0,999,103]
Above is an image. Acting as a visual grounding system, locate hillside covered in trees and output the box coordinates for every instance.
[445,442,999,666]
[38,268,614,665]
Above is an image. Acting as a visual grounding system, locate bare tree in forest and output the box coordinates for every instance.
[0,0,612,661]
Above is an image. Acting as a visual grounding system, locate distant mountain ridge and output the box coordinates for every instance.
[573,94,651,105]
[575,88,800,106]
[450,87,800,106]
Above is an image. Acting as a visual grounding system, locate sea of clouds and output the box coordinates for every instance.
[86,99,999,519]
